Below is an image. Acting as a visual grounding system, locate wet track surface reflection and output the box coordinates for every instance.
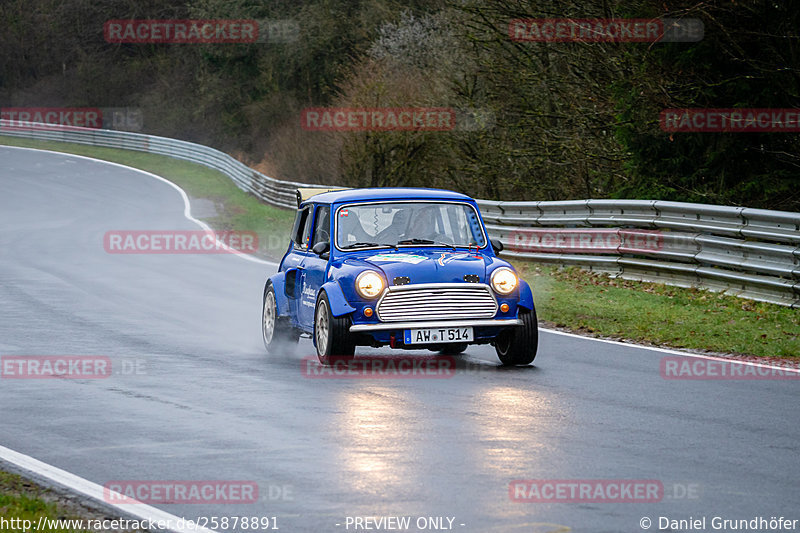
[1,147,798,533]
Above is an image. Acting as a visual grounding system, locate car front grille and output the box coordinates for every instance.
[376,283,498,322]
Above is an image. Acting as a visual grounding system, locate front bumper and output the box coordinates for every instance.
[349,318,522,333]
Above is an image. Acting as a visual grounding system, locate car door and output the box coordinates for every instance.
[298,204,331,329]
[283,205,314,328]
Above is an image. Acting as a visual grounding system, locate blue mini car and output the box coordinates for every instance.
[261,188,538,366]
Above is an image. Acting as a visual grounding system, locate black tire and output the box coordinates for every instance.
[262,283,299,353]
[439,343,468,355]
[314,291,355,365]
[494,306,538,366]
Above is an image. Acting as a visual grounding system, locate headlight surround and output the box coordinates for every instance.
[491,267,518,295]
[355,270,385,299]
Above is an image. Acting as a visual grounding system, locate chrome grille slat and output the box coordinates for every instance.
[376,283,498,322]
[380,294,487,301]
[382,306,493,309]
[380,305,493,310]
[380,300,492,306]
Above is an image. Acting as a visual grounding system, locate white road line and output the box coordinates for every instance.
[0,444,217,533]
[1,146,243,532]
[0,145,278,267]
[539,327,800,373]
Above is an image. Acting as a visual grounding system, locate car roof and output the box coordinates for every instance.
[301,187,474,206]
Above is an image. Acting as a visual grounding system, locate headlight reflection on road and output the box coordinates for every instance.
[470,386,562,477]
[334,387,417,496]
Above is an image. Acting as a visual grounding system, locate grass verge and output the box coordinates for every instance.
[517,263,799,359]
[2,135,796,359]
[0,469,146,532]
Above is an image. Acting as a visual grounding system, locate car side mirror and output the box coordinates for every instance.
[312,241,330,259]
[491,239,504,254]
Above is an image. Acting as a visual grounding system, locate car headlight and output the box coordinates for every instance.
[491,267,518,295]
[356,271,385,299]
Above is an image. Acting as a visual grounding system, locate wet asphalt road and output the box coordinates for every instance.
[1,146,798,533]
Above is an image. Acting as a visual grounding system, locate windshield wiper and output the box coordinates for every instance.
[397,238,456,251]
[342,242,396,250]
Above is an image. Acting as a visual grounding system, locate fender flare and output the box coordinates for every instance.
[517,279,535,311]
[265,273,290,317]
[319,280,356,317]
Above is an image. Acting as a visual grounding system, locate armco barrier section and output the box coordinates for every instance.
[479,200,800,307]
[0,121,314,209]
[2,121,798,307]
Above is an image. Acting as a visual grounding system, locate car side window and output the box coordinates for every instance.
[292,206,313,249]
[311,205,330,247]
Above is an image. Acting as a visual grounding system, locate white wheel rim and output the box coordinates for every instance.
[316,300,329,353]
[263,291,276,345]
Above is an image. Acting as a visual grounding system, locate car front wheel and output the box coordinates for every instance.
[314,292,355,365]
[494,307,538,366]
[262,283,299,353]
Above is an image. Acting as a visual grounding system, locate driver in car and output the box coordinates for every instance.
[404,205,443,241]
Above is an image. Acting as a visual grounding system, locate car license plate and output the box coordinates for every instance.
[404,327,474,344]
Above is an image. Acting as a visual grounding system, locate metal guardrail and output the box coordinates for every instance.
[2,121,799,307]
[479,200,800,307]
[0,121,317,209]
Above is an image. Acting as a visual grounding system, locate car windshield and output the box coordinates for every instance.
[335,202,486,249]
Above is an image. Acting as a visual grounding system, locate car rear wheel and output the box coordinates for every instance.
[314,292,355,365]
[262,284,299,353]
[494,307,538,366]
